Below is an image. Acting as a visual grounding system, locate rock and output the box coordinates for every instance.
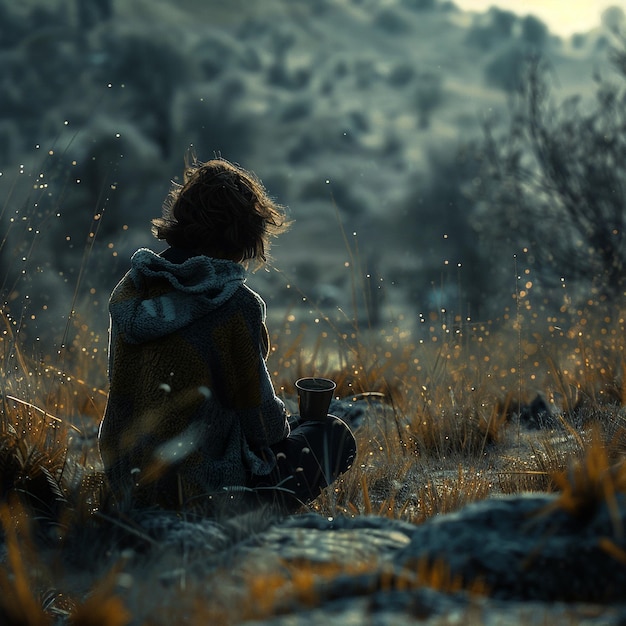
[8,487,626,624]
[234,495,626,623]
[133,508,231,550]
[256,513,415,563]
[518,394,557,430]
[329,395,385,430]
[125,491,626,607]
[393,493,626,603]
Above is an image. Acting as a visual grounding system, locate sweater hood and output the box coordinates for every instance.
[110,248,246,343]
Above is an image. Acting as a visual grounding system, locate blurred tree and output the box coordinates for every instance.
[471,56,626,304]
[374,7,410,34]
[401,0,437,10]
[415,70,444,129]
[491,8,517,38]
[466,7,517,51]
[76,0,113,30]
[171,77,256,166]
[93,30,187,157]
[0,5,29,49]
[484,44,529,92]
[480,13,549,93]
[520,15,549,48]
[602,6,625,34]
[394,145,493,321]
[387,61,416,87]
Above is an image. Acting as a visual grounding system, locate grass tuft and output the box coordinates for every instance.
[542,428,626,537]
[0,273,626,622]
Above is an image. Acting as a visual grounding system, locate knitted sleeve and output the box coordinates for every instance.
[211,292,289,447]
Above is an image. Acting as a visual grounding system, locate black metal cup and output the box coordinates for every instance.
[295,377,336,421]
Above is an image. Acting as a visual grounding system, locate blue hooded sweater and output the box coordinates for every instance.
[98,247,289,508]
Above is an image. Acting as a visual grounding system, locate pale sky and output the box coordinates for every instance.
[454,0,626,36]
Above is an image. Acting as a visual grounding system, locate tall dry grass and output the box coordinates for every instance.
[2,158,626,621]
[0,283,625,621]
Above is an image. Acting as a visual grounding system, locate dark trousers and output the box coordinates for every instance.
[250,415,357,510]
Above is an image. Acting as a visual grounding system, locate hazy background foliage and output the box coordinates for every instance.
[1,5,626,622]
[0,0,622,354]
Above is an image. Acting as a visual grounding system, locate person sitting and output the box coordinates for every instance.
[98,156,357,512]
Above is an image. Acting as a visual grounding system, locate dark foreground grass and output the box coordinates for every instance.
[0,297,625,623]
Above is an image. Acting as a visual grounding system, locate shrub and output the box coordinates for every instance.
[472,55,626,305]
[373,8,410,35]
[387,62,416,88]
[466,8,517,51]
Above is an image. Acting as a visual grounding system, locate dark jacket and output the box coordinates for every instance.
[98,247,288,508]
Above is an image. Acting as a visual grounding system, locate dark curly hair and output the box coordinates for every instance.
[152,157,289,266]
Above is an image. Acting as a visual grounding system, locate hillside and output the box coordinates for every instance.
[0,0,617,349]
[2,4,626,623]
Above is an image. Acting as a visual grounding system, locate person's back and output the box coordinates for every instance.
[98,156,356,512]
[100,247,288,508]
